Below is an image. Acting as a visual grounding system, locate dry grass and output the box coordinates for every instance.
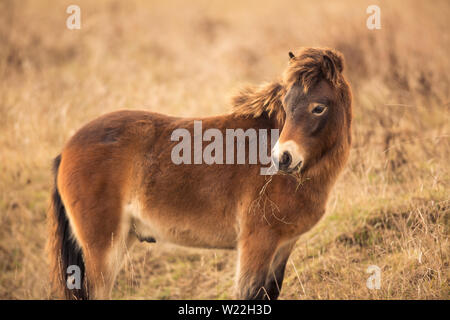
[0,0,448,299]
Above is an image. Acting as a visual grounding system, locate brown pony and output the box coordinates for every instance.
[47,47,352,300]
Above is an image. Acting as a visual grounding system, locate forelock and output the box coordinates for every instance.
[283,47,345,93]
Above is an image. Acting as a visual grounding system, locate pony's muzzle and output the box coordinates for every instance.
[272,140,304,173]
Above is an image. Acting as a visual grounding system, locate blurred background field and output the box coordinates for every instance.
[0,0,448,299]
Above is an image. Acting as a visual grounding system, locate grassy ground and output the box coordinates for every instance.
[0,0,448,299]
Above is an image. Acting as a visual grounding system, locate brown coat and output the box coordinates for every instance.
[47,47,352,300]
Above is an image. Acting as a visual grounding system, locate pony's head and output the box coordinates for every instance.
[273,47,352,174]
[231,47,352,176]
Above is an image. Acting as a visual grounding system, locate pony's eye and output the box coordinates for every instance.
[311,105,327,115]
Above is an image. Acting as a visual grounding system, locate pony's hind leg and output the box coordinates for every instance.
[81,215,135,299]
[63,197,134,299]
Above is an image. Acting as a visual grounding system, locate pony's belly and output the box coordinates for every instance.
[127,203,237,249]
[134,216,237,249]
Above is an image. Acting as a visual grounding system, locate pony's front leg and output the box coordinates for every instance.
[263,239,297,300]
[234,231,280,300]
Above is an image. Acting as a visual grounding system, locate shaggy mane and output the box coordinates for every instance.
[232,47,345,127]
[231,82,286,127]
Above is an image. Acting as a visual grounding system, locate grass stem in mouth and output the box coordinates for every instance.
[275,167,310,193]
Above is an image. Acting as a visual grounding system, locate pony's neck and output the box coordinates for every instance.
[302,135,351,196]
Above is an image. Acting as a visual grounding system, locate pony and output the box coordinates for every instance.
[47,47,352,299]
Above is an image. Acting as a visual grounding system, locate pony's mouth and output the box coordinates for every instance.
[277,160,303,174]
[287,160,303,173]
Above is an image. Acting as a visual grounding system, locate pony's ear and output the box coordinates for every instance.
[322,54,338,84]
[288,51,295,60]
[324,50,344,73]
[322,50,345,84]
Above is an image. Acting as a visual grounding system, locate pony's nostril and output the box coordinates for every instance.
[279,151,292,169]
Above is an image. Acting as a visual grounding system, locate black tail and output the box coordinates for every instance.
[47,155,89,299]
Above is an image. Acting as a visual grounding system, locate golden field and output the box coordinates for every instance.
[0,0,448,299]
